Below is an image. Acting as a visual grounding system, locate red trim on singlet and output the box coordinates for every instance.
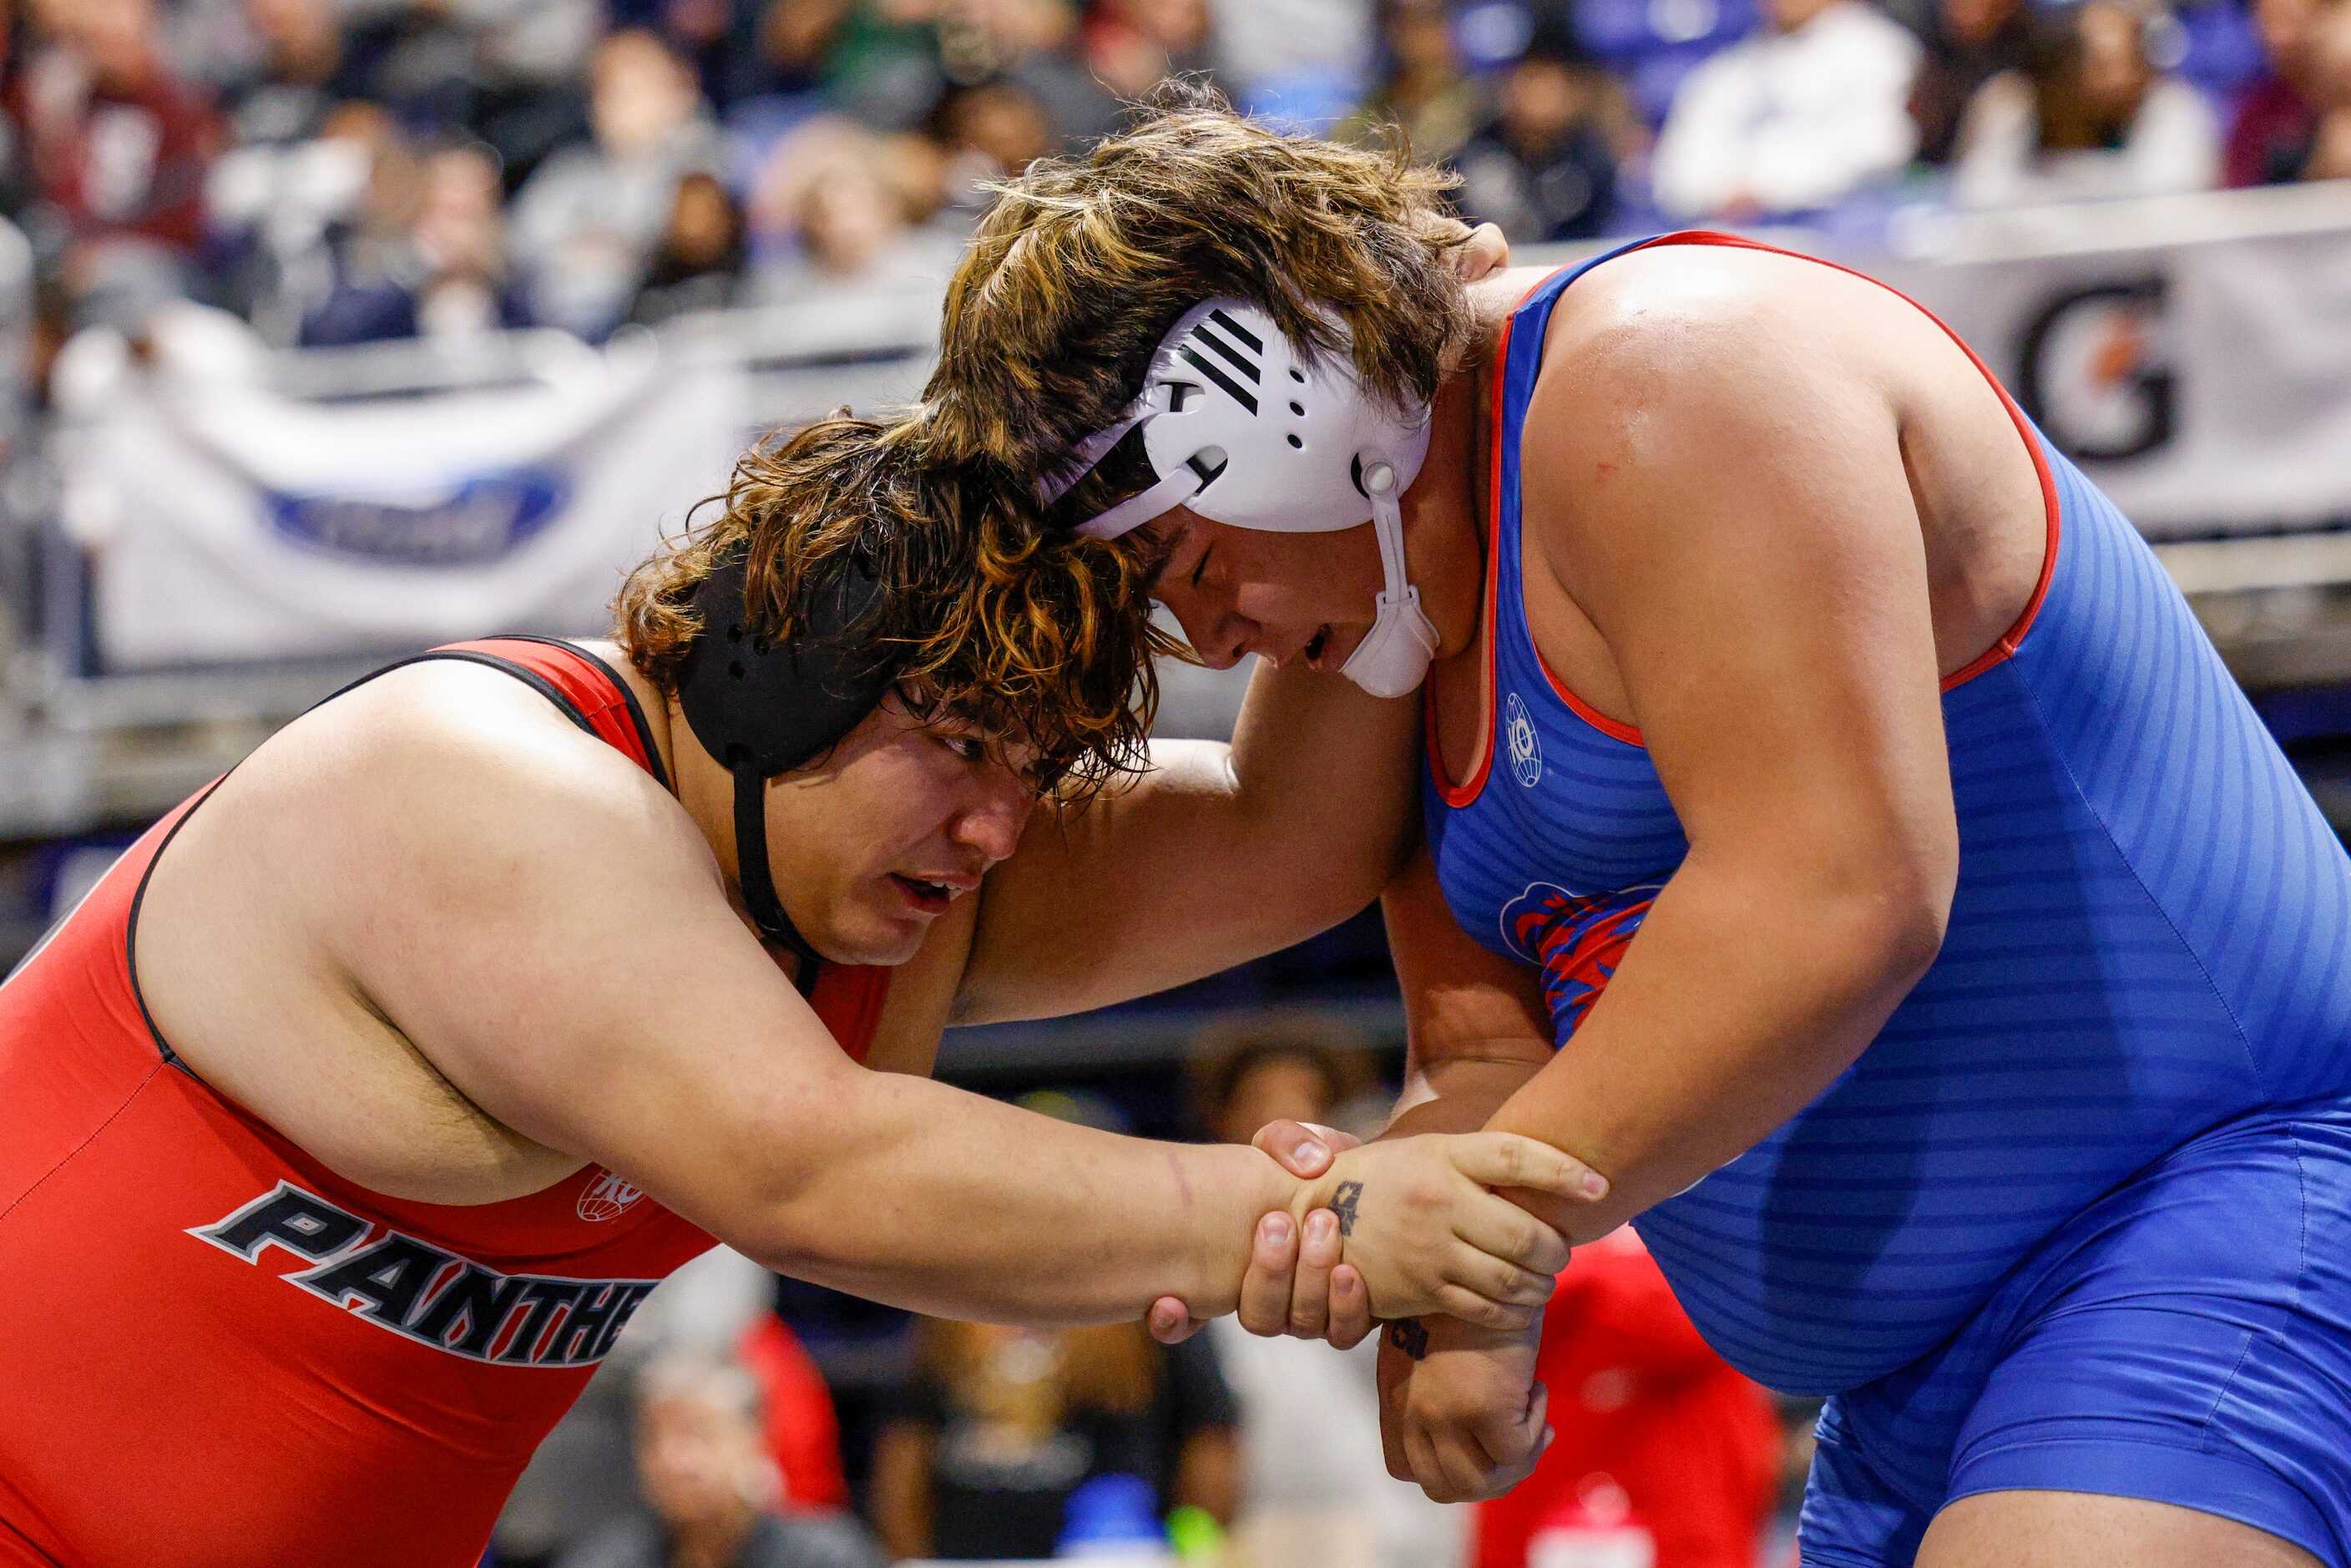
[1427,268,1564,810]
[1503,231,2065,751]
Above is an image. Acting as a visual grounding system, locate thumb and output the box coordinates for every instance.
[1146,1296,1205,1343]
[1251,1120,1361,1177]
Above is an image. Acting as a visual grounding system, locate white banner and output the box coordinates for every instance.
[1862,212,2351,540]
[78,342,749,668]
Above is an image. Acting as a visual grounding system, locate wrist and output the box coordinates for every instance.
[1180,1143,1300,1316]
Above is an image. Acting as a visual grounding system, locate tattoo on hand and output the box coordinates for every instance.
[1331,1181,1363,1237]
[1387,1318,1430,1360]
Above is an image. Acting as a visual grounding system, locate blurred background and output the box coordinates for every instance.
[3,0,2350,1561]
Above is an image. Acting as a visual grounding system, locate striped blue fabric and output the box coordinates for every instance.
[1423,243,2351,1396]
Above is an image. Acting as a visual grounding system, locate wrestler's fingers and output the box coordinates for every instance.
[1287,1208,1339,1338]
[1465,1419,1555,1503]
[1431,1282,1540,1334]
[1444,1132,1610,1204]
[1453,222,1511,281]
[1251,1119,1359,1178]
[1145,1297,1206,1343]
[1469,1379,1551,1493]
[1326,1265,1373,1349]
[1423,1422,1495,1505]
[1401,1420,1449,1498]
[1236,1210,1302,1337]
[1453,1196,1574,1278]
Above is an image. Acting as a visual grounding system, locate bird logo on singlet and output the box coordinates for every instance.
[1500,881,1661,1039]
[1505,692,1542,788]
[576,1170,643,1223]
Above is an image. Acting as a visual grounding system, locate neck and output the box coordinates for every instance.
[1399,274,1524,659]
[589,641,806,976]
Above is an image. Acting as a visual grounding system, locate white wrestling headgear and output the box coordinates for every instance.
[1039,298,1439,699]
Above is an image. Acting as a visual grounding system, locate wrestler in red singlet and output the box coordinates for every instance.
[0,640,887,1568]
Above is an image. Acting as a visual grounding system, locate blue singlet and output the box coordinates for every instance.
[1423,234,2351,1565]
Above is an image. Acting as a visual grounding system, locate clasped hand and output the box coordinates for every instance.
[1151,1121,1605,1504]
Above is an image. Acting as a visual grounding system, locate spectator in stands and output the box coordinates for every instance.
[625,170,742,326]
[1205,0,1373,120]
[1650,0,1923,218]
[20,0,223,327]
[868,1088,1241,1563]
[1454,22,1628,241]
[933,78,1058,215]
[2229,0,2351,181]
[508,28,719,340]
[555,1350,886,1568]
[745,129,961,308]
[1909,0,2037,163]
[1950,0,2222,205]
[869,1316,1241,1560]
[2304,0,2351,175]
[1079,0,1218,102]
[1191,1015,1461,1568]
[1335,0,1486,164]
[301,139,529,346]
[205,0,358,148]
[1474,1229,1780,1568]
[351,0,599,184]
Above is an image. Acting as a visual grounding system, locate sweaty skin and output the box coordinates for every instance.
[126,217,1545,1340]
[1120,244,2237,1536]
[130,656,1592,1332]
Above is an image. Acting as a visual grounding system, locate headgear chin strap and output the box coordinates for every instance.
[675,546,899,962]
[1040,297,1440,699]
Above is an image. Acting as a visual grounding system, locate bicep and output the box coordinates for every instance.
[958,662,1415,1022]
[332,736,865,1239]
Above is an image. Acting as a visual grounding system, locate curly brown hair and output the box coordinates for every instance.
[913,85,1479,483]
[614,415,1176,797]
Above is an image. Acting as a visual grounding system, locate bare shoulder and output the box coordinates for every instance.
[284,659,712,913]
[1532,244,1920,428]
[133,659,721,1201]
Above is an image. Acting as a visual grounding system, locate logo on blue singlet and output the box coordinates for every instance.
[1505,692,1541,787]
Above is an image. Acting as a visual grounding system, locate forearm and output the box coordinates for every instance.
[737,1070,1295,1325]
[958,664,1418,1022]
[1384,1056,1545,1139]
[1484,857,1937,1242]
[1222,660,1421,912]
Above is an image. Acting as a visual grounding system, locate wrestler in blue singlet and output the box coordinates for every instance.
[1424,234,2351,1566]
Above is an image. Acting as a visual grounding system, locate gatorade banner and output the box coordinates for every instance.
[1863,219,2351,540]
[78,343,749,668]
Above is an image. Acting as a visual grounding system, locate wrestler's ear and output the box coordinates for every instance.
[1252,1120,1361,1178]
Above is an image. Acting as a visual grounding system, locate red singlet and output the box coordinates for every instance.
[0,639,890,1566]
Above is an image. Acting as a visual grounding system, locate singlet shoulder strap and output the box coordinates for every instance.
[320,635,670,790]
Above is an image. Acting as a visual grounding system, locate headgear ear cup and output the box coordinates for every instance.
[675,545,902,962]
[1340,459,1442,699]
[1041,297,1442,696]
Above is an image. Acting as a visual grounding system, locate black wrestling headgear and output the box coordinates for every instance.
[675,544,901,961]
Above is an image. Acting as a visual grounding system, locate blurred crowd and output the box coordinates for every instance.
[489,1012,1802,1568]
[6,0,2350,369]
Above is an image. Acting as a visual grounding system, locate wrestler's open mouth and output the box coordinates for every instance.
[891,875,953,913]
[1305,625,1331,667]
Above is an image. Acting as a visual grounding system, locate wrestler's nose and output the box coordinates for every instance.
[1186,606,1254,670]
[952,772,1030,867]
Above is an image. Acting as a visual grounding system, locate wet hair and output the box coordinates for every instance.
[614,416,1177,797]
[913,83,1481,488]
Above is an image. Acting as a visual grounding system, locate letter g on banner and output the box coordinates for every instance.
[2015,276,2177,464]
